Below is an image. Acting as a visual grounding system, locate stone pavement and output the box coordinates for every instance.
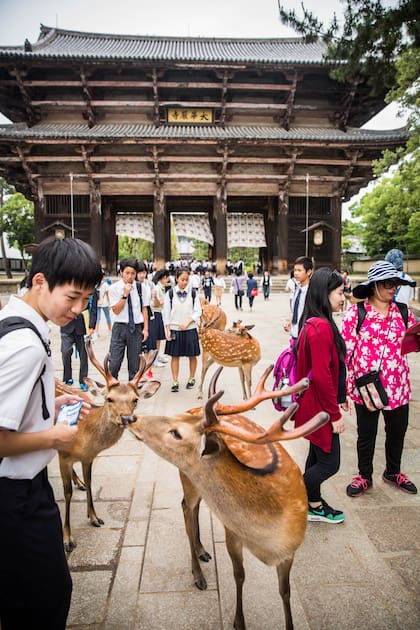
[2,289,419,629]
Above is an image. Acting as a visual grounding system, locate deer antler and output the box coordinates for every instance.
[130,350,159,387]
[86,337,119,388]
[202,389,330,444]
[208,365,310,416]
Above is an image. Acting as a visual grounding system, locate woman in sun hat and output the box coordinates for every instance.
[341,261,418,498]
[384,248,415,306]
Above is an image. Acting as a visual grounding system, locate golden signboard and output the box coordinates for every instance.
[167,108,214,124]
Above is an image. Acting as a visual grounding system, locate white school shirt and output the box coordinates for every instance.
[0,296,56,480]
[290,283,309,339]
[108,279,149,324]
[162,289,202,330]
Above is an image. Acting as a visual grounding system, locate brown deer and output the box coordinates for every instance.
[198,320,261,399]
[55,342,160,552]
[199,296,227,330]
[130,367,328,630]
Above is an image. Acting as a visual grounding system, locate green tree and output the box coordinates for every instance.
[0,177,15,277]
[0,192,35,270]
[278,0,420,97]
[118,236,153,262]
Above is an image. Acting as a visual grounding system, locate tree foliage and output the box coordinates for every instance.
[278,0,420,97]
[349,154,420,255]
[0,192,35,269]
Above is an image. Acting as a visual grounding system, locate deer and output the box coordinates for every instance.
[55,341,160,552]
[130,366,329,630]
[198,319,261,400]
[199,296,227,330]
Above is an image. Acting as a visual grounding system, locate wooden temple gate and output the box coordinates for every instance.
[0,27,406,273]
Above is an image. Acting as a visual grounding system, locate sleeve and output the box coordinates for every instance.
[191,293,202,323]
[108,282,121,308]
[162,291,172,326]
[141,282,150,307]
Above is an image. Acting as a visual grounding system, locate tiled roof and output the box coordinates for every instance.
[0,122,407,143]
[0,26,329,65]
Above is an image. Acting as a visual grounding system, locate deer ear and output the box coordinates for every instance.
[200,434,220,458]
[84,377,105,400]
[137,379,161,398]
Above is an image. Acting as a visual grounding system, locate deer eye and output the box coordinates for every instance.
[169,429,182,440]
[106,397,113,403]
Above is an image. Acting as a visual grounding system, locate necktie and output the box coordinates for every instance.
[292,288,302,325]
[127,293,135,333]
[177,291,187,298]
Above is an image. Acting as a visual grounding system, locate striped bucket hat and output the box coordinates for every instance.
[353,260,416,299]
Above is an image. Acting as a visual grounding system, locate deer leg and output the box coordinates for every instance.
[72,466,86,491]
[238,367,248,400]
[276,556,294,630]
[243,364,252,399]
[81,461,104,527]
[198,352,214,399]
[59,456,76,552]
[180,472,211,590]
[225,527,246,630]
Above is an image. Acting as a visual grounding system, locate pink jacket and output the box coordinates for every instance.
[341,300,415,409]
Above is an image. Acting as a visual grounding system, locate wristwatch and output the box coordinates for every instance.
[122,295,128,300]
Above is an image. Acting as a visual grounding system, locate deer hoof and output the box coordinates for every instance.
[91,517,105,527]
[199,551,212,562]
[197,393,203,400]
[64,539,77,553]
[194,576,208,591]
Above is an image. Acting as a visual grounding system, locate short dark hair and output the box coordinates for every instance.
[294,256,313,271]
[28,237,103,291]
[137,261,147,273]
[119,258,139,273]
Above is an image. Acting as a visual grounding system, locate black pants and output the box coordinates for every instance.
[234,293,243,309]
[203,287,212,301]
[61,331,88,383]
[354,403,409,480]
[109,322,143,380]
[304,434,341,502]
[0,469,72,629]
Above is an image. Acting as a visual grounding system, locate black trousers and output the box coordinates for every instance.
[108,322,143,380]
[0,468,72,630]
[354,403,409,480]
[234,293,243,309]
[304,434,341,502]
[61,330,88,383]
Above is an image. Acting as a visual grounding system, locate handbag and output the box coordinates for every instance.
[250,287,258,297]
[353,312,392,411]
[355,371,388,411]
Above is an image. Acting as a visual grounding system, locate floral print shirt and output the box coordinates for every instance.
[341,300,415,410]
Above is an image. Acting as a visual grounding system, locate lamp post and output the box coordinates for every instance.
[305,173,309,257]
[69,172,74,237]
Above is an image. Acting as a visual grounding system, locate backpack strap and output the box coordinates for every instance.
[169,287,196,309]
[0,317,51,420]
[356,300,408,334]
[135,281,144,310]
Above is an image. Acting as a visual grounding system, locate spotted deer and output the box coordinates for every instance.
[55,342,160,551]
[198,319,261,399]
[130,367,329,629]
[199,296,227,330]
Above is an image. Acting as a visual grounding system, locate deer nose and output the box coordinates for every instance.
[120,415,137,426]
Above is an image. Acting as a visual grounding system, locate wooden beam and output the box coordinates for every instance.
[9,67,38,126]
[15,146,38,197]
[79,67,96,128]
[15,79,293,91]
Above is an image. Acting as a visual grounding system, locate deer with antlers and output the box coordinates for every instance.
[130,367,329,630]
[55,341,159,551]
[198,319,261,400]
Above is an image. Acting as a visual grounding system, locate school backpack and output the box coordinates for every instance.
[272,339,300,411]
[0,316,51,421]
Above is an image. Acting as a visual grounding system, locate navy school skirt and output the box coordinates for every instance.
[165,328,200,357]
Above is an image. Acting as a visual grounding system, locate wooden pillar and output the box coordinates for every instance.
[90,184,103,261]
[213,185,227,274]
[153,186,168,269]
[264,196,278,272]
[331,196,341,270]
[35,181,45,243]
[103,200,116,274]
[276,191,289,273]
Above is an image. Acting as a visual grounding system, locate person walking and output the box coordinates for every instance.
[293,268,348,523]
[261,270,271,300]
[246,272,258,311]
[231,269,246,311]
[201,270,214,302]
[283,256,313,340]
[60,312,89,391]
[162,269,201,393]
[384,248,415,306]
[213,272,226,306]
[95,275,112,336]
[107,258,149,380]
[342,260,418,497]
[0,236,102,630]
[149,269,170,367]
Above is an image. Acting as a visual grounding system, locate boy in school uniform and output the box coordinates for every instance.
[107,258,150,380]
[0,236,103,630]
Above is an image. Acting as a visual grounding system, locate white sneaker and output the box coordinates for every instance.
[157,355,168,363]
[154,360,167,368]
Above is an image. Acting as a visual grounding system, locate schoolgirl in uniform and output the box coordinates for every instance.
[162,269,202,392]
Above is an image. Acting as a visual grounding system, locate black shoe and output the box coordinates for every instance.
[171,381,179,393]
[382,471,417,494]
[308,499,345,524]
[186,378,195,390]
[346,475,372,497]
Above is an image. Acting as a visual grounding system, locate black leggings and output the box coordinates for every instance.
[354,403,409,480]
[304,434,341,503]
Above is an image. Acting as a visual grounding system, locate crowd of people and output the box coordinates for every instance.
[0,238,418,628]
